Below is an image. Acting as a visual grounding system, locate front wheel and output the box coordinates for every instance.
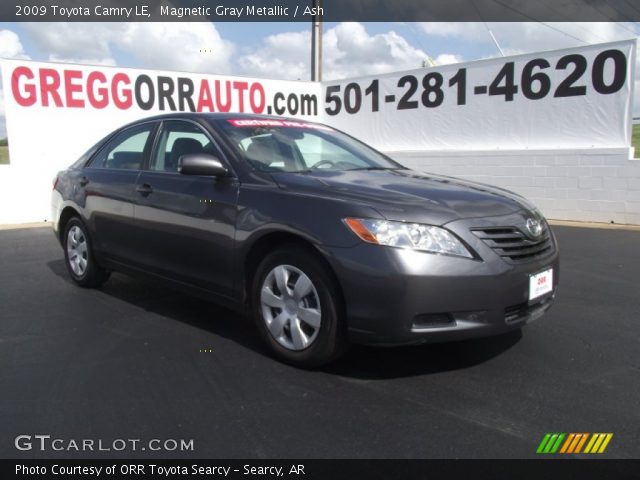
[63,217,110,288]
[252,245,348,368]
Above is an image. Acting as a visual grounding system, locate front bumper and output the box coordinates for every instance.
[322,212,560,346]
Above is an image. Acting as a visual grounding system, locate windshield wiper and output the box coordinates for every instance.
[349,167,400,171]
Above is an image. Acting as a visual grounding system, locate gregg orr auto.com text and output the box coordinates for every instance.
[10,66,318,116]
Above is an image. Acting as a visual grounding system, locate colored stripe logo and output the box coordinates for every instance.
[537,433,613,454]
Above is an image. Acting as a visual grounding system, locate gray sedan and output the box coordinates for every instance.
[52,113,559,367]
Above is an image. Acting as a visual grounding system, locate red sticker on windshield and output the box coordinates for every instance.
[227,119,332,131]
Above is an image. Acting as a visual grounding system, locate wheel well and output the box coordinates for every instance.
[243,232,345,309]
[58,207,80,242]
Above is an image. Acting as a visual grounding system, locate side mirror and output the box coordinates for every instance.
[178,153,228,177]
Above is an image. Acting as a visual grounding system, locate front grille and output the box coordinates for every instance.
[471,224,554,263]
[505,295,554,324]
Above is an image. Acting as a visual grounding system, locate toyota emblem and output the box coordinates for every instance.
[526,218,543,237]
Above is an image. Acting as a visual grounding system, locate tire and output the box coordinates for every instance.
[251,244,348,368]
[63,217,110,288]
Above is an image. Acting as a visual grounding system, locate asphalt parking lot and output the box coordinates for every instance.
[1,225,639,459]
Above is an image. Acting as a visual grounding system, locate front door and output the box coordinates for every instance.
[133,120,239,298]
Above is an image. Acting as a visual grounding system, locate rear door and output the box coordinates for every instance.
[82,122,157,264]
[133,119,240,298]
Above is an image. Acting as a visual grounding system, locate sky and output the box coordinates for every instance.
[0,21,639,138]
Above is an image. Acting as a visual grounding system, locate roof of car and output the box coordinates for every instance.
[129,112,311,124]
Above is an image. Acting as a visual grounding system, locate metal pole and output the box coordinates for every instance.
[310,0,323,81]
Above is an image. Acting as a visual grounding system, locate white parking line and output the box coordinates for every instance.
[547,219,640,231]
[0,221,52,231]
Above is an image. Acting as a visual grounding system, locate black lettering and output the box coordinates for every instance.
[324,85,341,115]
[489,62,518,102]
[554,54,587,97]
[344,83,362,114]
[157,76,176,111]
[287,94,299,115]
[397,75,418,110]
[592,49,626,95]
[521,59,551,100]
[177,78,195,111]
[421,72,444,107]
[273,92,286,115]
[134,75,155,110]
[299,93,317,116]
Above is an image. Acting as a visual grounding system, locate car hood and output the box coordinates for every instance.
[270,169,533,225]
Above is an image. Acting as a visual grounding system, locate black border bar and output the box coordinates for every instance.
[3,0,640,22]
[5,459,640,480]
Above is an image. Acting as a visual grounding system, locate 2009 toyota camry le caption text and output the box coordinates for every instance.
[51,113,559,367]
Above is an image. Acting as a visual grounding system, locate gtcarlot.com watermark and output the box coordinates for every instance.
[15,434,194,452]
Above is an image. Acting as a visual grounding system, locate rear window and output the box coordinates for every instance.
[88,124,154,170]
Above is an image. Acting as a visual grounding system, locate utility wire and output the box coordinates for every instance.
[489,0,591,44]
[583,0,640,36]
[532,0,612,43]
[614,22,640,36]
[622,0,640,17]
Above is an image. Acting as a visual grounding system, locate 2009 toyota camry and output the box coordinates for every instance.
[52,113,559,367]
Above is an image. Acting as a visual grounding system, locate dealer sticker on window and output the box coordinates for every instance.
[529,268,553,301]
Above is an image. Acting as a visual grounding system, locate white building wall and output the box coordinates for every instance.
[388,148,640,225]
[1,148,639,226]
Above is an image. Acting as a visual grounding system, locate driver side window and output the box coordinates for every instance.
[150,120,219,173]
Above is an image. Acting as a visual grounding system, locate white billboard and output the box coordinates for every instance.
[322,40,635,151]
[0,39,636,223]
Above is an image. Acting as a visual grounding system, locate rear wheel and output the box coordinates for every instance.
[252,245,348,368]
[63,217,110,288]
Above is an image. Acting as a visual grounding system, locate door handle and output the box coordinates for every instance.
[136,183,153,196]
[78,176,89,187]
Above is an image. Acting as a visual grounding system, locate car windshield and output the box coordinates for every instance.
[216,119,405,173]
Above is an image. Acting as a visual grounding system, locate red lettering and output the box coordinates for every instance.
[249,82,265,114]
[215,80,231,112]
[111,73,132,109]
[39,68,63,107]
[7,67,276,114]
[196,79,214,112]
[11,66,36,107]
[233,81,248,112]
[87,71,108,109]
[64,70,84,108]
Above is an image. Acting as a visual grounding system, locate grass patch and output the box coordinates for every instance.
[0,146,9,165]
[0,138,7,147]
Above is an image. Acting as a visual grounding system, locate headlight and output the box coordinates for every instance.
[344,218,473,258]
